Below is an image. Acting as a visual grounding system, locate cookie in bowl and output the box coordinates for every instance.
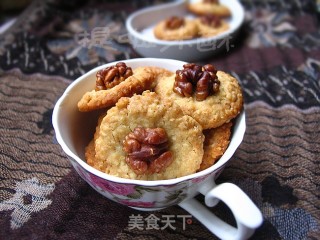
[155,63,243,129]
[154,16,198,41]
[91,91,205,180]
[199,121,232,171]
[85,112,105,169]
[78,62,171,112]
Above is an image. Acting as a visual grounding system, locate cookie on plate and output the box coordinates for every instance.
[155,63,243,129]
[78,63,170,112]
[154,16,198,41]
[195,15,229,37]
[93,91,204,180]
[199,121,232,171]
[188,0,231,18]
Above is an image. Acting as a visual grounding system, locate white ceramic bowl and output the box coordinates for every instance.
[126,0,245,61]
[52,58,262,240]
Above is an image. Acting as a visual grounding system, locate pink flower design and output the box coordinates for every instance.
[74,165,89,181]
[213,167,225,180]
[120,200,155,208]
[191,174,209,184]
[89,174,136,196]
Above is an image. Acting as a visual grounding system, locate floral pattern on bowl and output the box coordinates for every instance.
[71,159,226,209]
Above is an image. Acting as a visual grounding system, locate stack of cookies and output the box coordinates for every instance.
[78,62,243,180]
[154,0,231,40]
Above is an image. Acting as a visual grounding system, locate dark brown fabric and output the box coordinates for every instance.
[0,0,319,239]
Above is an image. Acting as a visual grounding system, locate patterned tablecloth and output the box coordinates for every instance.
[0,0,319,239]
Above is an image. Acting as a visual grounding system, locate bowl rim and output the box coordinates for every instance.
[52,58,245,186]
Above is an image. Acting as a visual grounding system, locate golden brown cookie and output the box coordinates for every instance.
[94,91,204,180]
[155,69,243,129]
[148,66,174,84]
[188,0,231,18]
[154,16,198,41]
[78,66,170,112]
[198,121,232,171]
[85,139,96,167]
[85,113,106,170]
[195,15,229,37]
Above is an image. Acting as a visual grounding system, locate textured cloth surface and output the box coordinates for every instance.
[0,0,319,239]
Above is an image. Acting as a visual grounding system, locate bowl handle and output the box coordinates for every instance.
[178,182,263,240]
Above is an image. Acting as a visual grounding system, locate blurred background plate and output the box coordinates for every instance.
[126,0,245,61]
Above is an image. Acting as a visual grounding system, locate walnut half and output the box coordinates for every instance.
[123,127,173,175]
[95,62,133,91]
[173,63,220,101]
[200,15,222,28]
[165,16,185,30]
[203,0,219,4]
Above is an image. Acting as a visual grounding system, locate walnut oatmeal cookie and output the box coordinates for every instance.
[93,91,205,180]
[195,15,229,37]
[85,139,96,168]
[199,121,232,171]
[188,0,231,18]
[85,113,105,169]
[154,16,198,41]
[78,63,172,112]
[155,64,243,129]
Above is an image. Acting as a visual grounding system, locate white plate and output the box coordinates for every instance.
[125,0,245,61]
